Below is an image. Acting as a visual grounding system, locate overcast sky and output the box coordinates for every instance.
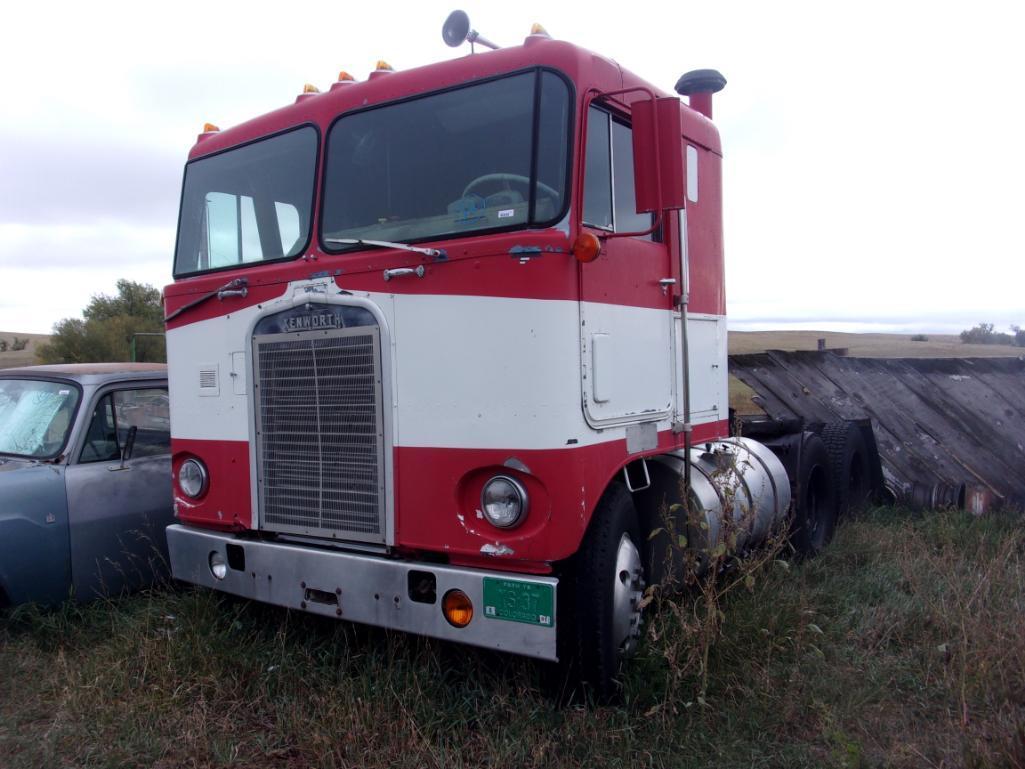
[1,0,1022,334]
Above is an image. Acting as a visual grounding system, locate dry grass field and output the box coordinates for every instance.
[728,330,1024,358]
[0,331,49,370]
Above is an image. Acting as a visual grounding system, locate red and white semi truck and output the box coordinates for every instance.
[164,12,857,694]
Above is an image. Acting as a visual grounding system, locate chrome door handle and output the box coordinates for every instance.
[383,265,425,281]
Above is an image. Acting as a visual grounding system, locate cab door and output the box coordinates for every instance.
[64,384,172,600]
[579,105,675,428]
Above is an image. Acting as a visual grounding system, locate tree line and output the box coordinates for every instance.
[36,280,166,363]
[959,323,1025,347]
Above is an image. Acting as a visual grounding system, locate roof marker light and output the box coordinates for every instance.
[303,83,321,94]
[375,60,394,71]
[337,71,355,82]
[202,123,220,133]
[529,22,550,37]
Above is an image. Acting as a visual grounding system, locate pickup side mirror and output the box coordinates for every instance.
[631,96,686,213]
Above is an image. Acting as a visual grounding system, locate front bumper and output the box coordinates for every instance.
[166,525,559,661]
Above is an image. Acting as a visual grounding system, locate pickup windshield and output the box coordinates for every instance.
[173,127,318,276]
[0,379,80,459]
[322,70,571,249]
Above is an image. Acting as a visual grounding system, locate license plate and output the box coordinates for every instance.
[482,577,554,628]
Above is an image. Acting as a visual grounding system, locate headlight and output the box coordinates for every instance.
[481,475,528,529]
[179,458,208,498]
[209,551,227,580]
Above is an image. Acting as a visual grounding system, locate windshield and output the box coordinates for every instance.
[174,126,318,276]
[0,379,81,459]
[321,69,571,249]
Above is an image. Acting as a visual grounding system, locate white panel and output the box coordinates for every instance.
[686,313,728,421]
[686,145,699,203]
[580,301,674,426]
[169,280,683,450]
[591,333,611,403]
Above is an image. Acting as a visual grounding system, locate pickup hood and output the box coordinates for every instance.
[0,461,71,606]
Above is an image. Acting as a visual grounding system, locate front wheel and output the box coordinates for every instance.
[563,482,646,700]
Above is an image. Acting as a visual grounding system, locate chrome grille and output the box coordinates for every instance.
[254,327,385,541]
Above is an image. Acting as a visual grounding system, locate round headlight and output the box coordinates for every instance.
[481,475,528,529]
[209,551,227,580]
[179,458,208,499]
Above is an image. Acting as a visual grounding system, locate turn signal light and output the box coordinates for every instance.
[573,231,602,263]
[442,589,474,628]
[202,123,220,133]
[303,83,321,94]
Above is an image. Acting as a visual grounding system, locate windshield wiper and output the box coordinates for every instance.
[164,277,248,323]
[324,238,442,258]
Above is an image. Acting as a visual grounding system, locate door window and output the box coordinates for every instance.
[582,106,654,238]
[79,389,170,463]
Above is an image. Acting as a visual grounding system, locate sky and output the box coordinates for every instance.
[1,0,1022,335]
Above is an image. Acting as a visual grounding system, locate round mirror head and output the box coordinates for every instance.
[442,10,471,47]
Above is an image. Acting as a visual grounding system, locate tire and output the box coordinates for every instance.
[790,434,836,558]
[562,482,646,701]
[821,421,872,517]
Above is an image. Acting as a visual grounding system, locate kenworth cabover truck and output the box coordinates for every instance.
[164,12,870,695]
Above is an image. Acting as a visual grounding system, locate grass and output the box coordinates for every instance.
[2,507,1023,768]
[0,331,50,370]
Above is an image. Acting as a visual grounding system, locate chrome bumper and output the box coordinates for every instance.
[166,525,559,661]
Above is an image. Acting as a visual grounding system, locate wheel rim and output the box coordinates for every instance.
[611,533,645,657]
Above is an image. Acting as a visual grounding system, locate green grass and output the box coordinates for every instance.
[2,508,1023,768]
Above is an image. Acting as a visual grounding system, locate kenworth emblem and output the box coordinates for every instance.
[253,303,378,335]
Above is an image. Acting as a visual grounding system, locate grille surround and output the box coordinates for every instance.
[253,326,386,542]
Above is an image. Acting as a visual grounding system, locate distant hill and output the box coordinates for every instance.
[0,332,50,370]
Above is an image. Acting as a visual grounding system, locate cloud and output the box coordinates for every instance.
[0,131,182,228]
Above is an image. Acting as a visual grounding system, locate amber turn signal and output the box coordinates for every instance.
[573,231,602,263]
[442,589,474,628]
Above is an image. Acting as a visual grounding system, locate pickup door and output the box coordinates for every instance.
[64,384,172,600]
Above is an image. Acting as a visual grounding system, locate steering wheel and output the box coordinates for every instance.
[462,173,560,203]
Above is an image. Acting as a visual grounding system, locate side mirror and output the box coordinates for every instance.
[631,96,686,213]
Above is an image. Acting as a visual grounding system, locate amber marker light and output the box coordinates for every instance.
[573,231,602,263]
[337,71,355,82]
[303,83,321,94]
[375,60,394,71]
[530,22,550,36]
[202,123,220,133]
[442,589,474,628]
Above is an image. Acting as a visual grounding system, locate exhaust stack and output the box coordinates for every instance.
[675,69,727,119]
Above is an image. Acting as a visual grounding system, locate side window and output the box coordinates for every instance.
[113,389,170,459]
[79,389,170,463]
[582,106,654,239]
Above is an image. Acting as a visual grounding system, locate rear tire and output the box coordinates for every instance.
[790,434,836,557]
[563,482,645,701]
[821,421,871,517]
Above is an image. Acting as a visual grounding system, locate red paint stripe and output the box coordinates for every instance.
[172,421,729,570]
